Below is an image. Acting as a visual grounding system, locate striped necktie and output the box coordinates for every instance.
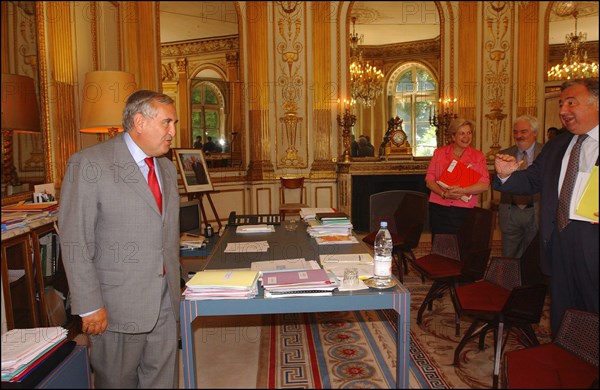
[557,134,588,231]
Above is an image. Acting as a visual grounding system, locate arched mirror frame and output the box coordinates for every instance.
[346,1,444,158]
[159,1,244,173]
[1,2,52,206]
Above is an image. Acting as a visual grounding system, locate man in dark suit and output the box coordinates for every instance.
[493,78,598,334]
[497,114,544,258]
[59,90,180,387]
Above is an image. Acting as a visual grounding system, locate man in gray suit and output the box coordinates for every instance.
[497,115,544,258]
[59,90,180,388]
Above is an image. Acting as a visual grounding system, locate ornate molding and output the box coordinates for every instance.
[336,160,430,175]
[362,37,440,58]
[161,35,239,58]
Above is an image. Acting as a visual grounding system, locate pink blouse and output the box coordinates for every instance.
[425,144,490,208]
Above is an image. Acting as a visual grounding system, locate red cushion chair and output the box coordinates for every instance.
[504,309,599,389]
[413,206,495,336]
[452,255,547,388]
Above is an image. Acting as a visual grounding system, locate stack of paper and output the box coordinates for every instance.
[250,258,320,274]
[2,327,68,382]
[261,268,339,298]
[224,241,270,253]
[314,235,359,245]
[320,253,374,290]
[183,269,260,300]
[315,212,351,224]
[236,224,275,234]
[180,233,207,250]
[299,207,336,221]
[306,219,353,237]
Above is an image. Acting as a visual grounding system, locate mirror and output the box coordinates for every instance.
[1,1,49,203]
[159,1,242,170]
[349,1,442,158]
[547,0,598,72]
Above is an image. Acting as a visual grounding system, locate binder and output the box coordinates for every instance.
[436,159,482,202]
[437,159,482,189]
[575,165,598,222]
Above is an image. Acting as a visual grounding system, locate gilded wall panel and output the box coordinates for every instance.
[272,1,308,169]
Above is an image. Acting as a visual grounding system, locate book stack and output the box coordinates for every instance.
[1,327,69,383]
[299,207,336,221]
[1,212,28,232]
[180,233,208,250]
[261,268,340,298]
[183,269,260,300]
[305,212,356,244]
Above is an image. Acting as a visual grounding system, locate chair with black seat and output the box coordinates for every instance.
[413,206,494,336]
[503,308,598,389]
[278,177,309,221]
[452,255,547,389]
[362,190,428,282]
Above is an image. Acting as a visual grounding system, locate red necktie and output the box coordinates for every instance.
[145,157,162,214]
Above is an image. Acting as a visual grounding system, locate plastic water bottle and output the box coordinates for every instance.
[373,221,393,286]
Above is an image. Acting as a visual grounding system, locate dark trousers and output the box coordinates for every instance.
[428,202,471,236]
[549,221,599,334]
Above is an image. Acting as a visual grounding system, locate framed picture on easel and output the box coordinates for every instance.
[174,148,213,193]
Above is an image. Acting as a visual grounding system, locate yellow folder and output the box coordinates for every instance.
[575,165,598,222]
[186,269,259,289]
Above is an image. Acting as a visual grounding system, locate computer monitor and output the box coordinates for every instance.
[179,200,202,235]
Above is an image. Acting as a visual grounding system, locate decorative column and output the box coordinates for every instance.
[176,58,190,147]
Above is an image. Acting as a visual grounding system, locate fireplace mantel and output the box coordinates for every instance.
[337,159,430,232]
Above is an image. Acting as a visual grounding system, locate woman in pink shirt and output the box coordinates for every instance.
[425,118,490,235]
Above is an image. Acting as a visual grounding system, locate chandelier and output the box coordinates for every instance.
[349,17,384,107]
[547,9,598,80]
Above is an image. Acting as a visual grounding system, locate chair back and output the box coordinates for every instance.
[392,192,428,249]
[484,256,521,290]
[279,177,306,204]
[555,309,599,367]
[457,207,495,281]
[502,284,547,325]
[368,190,428,233]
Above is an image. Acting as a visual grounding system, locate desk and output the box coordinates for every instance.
[180,225,410,388]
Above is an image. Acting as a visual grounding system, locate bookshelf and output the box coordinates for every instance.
[1,216,69,332]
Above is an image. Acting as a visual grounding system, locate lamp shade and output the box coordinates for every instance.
[80,70,137,135]
[1,73,41,133]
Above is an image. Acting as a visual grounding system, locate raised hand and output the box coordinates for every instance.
[494,153,521,179]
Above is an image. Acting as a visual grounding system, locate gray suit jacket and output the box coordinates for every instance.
[59,133,180,333]
[498,142,544,208]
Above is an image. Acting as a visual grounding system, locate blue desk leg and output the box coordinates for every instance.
[180,300,196,388]
[395,290,410,389]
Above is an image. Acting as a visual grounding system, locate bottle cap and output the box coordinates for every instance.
[380,221,388,228]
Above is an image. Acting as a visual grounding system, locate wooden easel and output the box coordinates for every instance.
[188,190,222,232]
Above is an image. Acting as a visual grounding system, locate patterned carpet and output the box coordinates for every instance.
[256,240,552,389]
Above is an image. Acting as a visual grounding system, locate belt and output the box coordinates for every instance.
[511,203,534,209]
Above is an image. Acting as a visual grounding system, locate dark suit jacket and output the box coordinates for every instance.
[493,132,598,278]
[498,142,543,208]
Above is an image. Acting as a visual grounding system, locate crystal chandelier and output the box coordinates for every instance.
[349,17,384,107]
[547,9,599,81]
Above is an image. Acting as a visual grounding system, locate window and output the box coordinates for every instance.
[390,64,438,157]
[190,80,224,147]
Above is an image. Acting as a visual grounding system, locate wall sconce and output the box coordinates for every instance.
[80,71,137,140]
[1,73,41,189]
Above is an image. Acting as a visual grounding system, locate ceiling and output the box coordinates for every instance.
[159,2,598,45]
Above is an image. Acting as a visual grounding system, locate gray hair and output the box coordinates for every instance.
[122,90,174,132]
[560,78,599,103]
[514,114,539,134]
[447,118,475,137]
